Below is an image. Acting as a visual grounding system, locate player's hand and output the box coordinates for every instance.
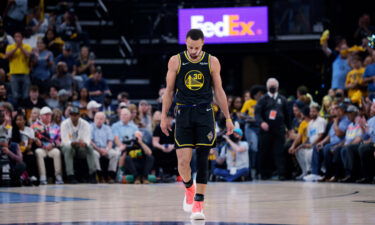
[226,119,234,135]
[161,116,171,136]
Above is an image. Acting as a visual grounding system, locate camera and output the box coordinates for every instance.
[122,137,139,151]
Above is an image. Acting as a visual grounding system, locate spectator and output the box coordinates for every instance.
[356,102,375,183]
[91,112,119,183]
[75,46,95,78]
[124,130,154,184]
[32,106,63,185]
[85,66,111,104]
[117,91,130,106]
[30,38,54,95]
[11,111,38,184]
[363,51,375,95]
[54,44,77,74]
[111,108,139,181]
[28,107,40,125]
[43,28,64,57]
[230,96,243,122]
[3,0,28,35]
[213,128,249,182]
[294,104,327,182]
[156,87,165,110]
[82,100,101,123]
[0,19,14,81]
[354,14,375,44]
[339,105,364,182]
[0,81,13,104]
[255,78,290,180]
[109,102,127,125]
[45,86,60,109]
[5,31,32,105]
[102,94,116,123]
[52,108,64,126]
[345,55,366,105]
[57,11,83,55]
[57,89,70,111]
[152,112,177,180]
[72,87,89,109]
[21,85,47,112]
[61,106,96,184]
[243,90,251,102]
[28,7,49,35]
[50,61,76,94]
[128,104,140,126]
[138,100,152,132]
[0,102,13,128]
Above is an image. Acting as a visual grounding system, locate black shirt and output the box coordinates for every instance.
[153,124,174,145]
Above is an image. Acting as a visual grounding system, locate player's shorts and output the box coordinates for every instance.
[174,103,216,149]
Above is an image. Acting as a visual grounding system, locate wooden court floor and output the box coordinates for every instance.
[0,181,374,225]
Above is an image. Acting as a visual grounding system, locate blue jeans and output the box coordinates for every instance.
[311,143,335,175]
[10,74,30,103]
[213,167,249,182]
[323,143,343,178]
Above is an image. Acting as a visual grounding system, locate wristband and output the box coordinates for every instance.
[226,118,232,122]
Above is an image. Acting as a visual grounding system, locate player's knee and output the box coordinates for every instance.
[196,146,210,184]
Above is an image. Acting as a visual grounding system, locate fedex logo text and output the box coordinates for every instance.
[191,15,255,38]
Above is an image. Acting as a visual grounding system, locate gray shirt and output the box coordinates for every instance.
[220,141,249,170]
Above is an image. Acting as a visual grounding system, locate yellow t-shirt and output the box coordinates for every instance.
[345,67,365,102]
[297,120,309,144]
[6,43,32,75]
[241,99,257,117]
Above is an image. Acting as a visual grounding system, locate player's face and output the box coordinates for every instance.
[186,37,204,59]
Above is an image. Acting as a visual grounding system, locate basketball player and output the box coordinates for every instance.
[161,29,234,220]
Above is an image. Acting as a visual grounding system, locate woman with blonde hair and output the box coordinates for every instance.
[28,107,40,125]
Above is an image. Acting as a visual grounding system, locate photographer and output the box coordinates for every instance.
[213,128,249,182]
[0,111,26,186]
[124,131,154,184]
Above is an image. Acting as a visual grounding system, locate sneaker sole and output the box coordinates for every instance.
[183,195,193,212]
[190,212,205,220]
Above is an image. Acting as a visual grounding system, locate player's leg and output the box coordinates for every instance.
[177,148,195,212]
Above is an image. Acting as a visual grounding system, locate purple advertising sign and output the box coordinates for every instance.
[178,7,268,44]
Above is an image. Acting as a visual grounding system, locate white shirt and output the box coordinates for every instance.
[307,116,327,144]
[61,118,91,146]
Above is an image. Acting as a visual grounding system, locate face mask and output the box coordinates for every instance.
[229,134,239,142]
[269,87,277,94]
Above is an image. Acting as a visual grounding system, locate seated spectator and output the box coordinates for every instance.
[345,55,366,105]
[61,106,96,184]
[72,87,89,109]
[54,44,77,74]
[21,86,47,114]
[363,51,375,95]
[50,61,76,94]
[0,102,13,129]
[45,86,60,109]
[356,102,375,183]
[109,102,127,125]
[0,81,13,104]
[43,28,64,57]
[5,31,32,105]
[111,108,139,181]
[52,108,64,126]
[124,131,154,184]
[30,38,54,96]
[117,91,130,106]
[75,46,95,86]
[339,105,364,182]
[32,107,63,185]
[57,89,70,111]
[91,112,119,183]
[213,128,249,182]
[138,100,152,133]
[82,100,101,123]
[102,94,116,123]
[128,104,140,126]
[11,111,38,184]
[152,112,177,180]
[85,66,111,104]
[28,107,40,125]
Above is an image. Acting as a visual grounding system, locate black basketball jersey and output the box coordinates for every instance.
[174,51,213,105]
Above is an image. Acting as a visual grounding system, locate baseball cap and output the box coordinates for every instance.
[346,105,359,113]
[58,89,69,97]
[63,44,72,51]
[70,106,80,115]
[119,102,127,109]
[87,100,102,110]
[233,128,243,137]
[40,107,52,115]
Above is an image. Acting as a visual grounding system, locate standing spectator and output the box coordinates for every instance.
[345,55,366,105]
[61,107,96,184]
[5,31,31,105]
[230,96,243,123]
[50,61,76,94]
[91,112,119,183]
[45,86,60,109]
[28,7,49,35]
[3,0,28,35]
[57,11,83,55]
[30,38,54,95]
[213,128,249,182]
[255,78,290,180]
[363,51,375,95]
[32,106,63,185]
[0,19,14,81]
[85,66,111,104]
[54,44,76,74]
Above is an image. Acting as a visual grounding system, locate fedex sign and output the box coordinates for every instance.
[179,7,268,44]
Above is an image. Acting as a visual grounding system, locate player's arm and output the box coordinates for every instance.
[161,55,178,136]
[210,56,234,135]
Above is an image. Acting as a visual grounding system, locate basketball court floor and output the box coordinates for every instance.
[0,181,374,225]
